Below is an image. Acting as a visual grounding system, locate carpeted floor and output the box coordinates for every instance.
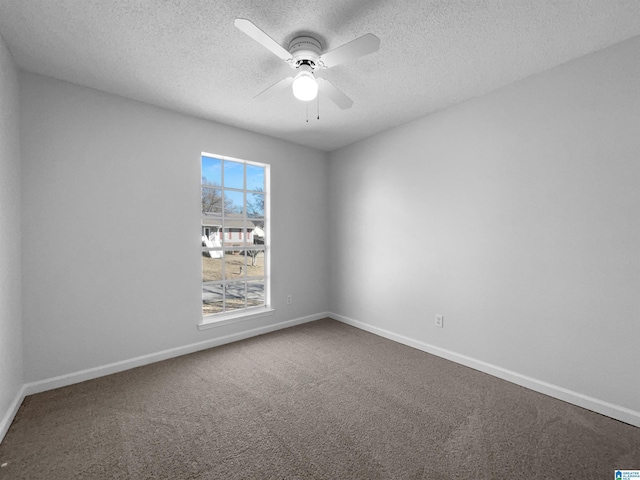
[0,318,638,479]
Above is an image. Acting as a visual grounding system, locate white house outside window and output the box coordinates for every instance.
[201,153,269,321]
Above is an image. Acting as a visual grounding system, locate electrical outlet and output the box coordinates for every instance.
[435,315,444,328]
[287,295,293,305]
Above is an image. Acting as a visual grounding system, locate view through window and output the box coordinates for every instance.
[201,154,268,317]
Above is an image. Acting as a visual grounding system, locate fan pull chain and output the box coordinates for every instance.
[306,103,309,123]
[317,94,320,120]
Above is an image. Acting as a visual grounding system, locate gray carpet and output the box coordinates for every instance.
[0,318,638,479]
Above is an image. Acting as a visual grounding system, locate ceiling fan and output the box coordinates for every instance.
[234,19,380,109]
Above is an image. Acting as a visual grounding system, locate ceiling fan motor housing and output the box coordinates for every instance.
[288,36,322,68]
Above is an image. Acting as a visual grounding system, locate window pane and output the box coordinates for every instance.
[224,190,244,215]
[202,226,223,247]
[225,282,247,311]
[223,253,246,280]
[252,222,265,244]
[246,280,265,308]
[202,254,223,282]
[203,297,223,315]
[247,193,264,218]
[221,227,248,247]
[245,250,264,277]
[238,228,250,246]
[202,281,223,315]
[202,156,221,186]
[247,223,257,245]
[221,227,232,246]
[246,165,265,191]
[224,160,244,189]
[223,229,258,246]
[202,187,223,215]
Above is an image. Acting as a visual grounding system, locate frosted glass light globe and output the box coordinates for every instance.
[292,71,318,102]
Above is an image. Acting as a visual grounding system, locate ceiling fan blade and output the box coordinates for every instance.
[318,33,380,69]
[234,19,293,62]
[254,76,294,99]
[317,78,353,109]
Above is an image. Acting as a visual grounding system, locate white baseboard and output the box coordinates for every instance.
[5,310,635,446]
[1,312,327,444]
[330,312,640,428]
[0,384,28,444]
[24,312,328,397]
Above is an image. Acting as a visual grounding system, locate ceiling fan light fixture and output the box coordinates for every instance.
[235,19,380,110]
[292,69,318,102]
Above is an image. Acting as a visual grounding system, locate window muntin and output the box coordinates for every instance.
[201,153,268,318]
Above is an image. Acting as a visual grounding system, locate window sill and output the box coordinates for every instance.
[198,307,275,330]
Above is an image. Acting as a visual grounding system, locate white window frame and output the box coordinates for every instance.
[199,152,272,329]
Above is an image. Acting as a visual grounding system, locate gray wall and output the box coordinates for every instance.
[0,33,23,434]
[19,73,329,383]
[328,36,640,415]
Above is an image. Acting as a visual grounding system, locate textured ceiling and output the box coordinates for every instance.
[1,1,639,152]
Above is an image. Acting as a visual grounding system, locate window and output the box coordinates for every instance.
[201,153,269,322]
